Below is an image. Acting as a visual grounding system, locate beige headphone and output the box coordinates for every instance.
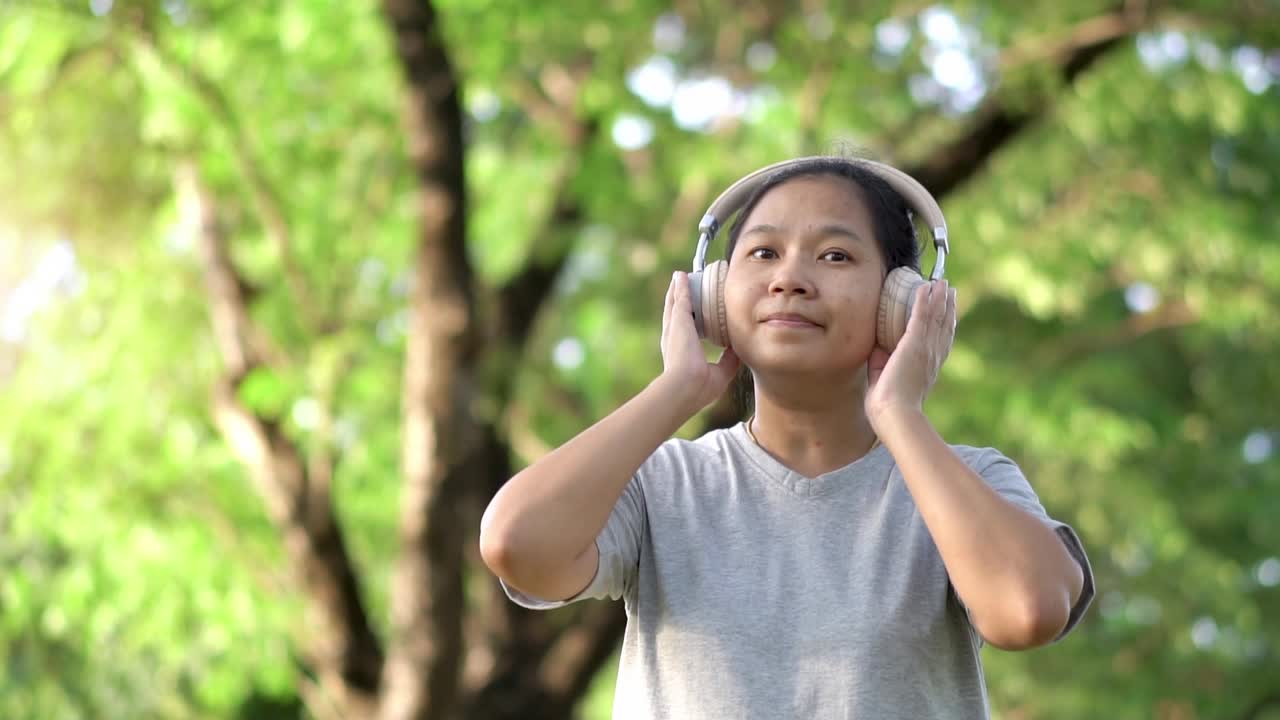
[688,156,950,352]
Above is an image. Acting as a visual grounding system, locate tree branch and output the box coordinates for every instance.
[176,163,382,717]
[139,35,322,332]
[1242,691,1280,720]
[1035,299,1198,368]
[489,165,584,348]
[488,117,600,351]
[997,2,1155,72]
[506,69,593,146]
[378,1,480,719]
[905,3,1146,197]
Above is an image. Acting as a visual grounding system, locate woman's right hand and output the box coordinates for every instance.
[659,271,741,414]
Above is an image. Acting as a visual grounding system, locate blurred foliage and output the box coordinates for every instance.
[1,0,1278,718]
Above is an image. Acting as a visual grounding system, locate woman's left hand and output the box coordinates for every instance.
[865,279,956,426]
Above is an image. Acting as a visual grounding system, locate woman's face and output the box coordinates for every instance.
[723,174,887,380]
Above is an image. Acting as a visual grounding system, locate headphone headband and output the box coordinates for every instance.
[692,156,949,281]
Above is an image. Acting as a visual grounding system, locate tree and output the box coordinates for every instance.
[1,0,1277,718]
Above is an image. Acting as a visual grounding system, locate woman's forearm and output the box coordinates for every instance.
[874,407,1084,650]
[479,373,695,596]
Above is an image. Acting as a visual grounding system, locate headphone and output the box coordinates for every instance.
[687,156,950,352]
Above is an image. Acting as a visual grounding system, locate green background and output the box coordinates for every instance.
[1,0,1277,718]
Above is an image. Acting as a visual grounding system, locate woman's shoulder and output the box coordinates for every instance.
[651,424,742,463]
[946,443,1015,465]
[943,444,1031,487]
[632,424,745,483]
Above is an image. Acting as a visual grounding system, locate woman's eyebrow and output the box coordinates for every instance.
[742,223,866,244]
[816,224,866,244]
[741,223,781,238]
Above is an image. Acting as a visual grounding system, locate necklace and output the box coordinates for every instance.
[745,415,881,453]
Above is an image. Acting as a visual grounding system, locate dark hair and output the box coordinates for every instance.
[721,157,923,418]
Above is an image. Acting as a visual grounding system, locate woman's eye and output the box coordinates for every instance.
[749,247,777,260]
[821,250,851,262]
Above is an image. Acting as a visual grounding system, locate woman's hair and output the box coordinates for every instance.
[722,157,923,418]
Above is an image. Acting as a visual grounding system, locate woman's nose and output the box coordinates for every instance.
[768,260,815,295]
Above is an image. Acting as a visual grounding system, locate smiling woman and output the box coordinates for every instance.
[481,156,1094,720]
[721,158,922,416]
[724,175,890,394]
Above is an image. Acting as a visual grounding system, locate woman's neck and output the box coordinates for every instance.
[747,379,879,478]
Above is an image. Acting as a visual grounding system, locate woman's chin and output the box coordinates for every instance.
[737,343,871,377]
[740,350,832,375]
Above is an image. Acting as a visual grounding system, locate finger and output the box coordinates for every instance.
[674,272,700,337]
[673,270,691,313]
[943,287,957,349]
[663,272,678,327]
[932,289,955,365]
[867,346,889,371]
[908,282,931,335]
[866,346,889,385]
[915,281,940,333]
[934,280,949,328]
[663,272,679,334]
[661,272,679,354]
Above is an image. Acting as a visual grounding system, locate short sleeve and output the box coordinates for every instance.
[501,470,648,610]
[969,447,1096,642]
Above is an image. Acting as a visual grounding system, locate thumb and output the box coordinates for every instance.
[866,346,890,385]
[712,346,741,380]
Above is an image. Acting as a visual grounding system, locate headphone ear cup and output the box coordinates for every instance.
[701,260,730,348]
[877,267,926,351]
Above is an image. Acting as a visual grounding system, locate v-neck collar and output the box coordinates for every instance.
[727,421,892,498]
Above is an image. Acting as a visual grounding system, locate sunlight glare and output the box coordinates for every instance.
[2,240,82,343]
[671,76,734,131]
[553,337,585,370]
[1242,430,1272,464]
[1255,557,1280,587]
[612,114,655,151]
[627,56,678,108]
[875,18,911,57]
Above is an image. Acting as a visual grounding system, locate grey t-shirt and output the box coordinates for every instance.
[504,422,1095,719]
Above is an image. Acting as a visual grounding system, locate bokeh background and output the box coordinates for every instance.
[2,0,1278,718]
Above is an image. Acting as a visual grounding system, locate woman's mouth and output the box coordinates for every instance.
[762,313,821,329]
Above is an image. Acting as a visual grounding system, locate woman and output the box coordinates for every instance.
[479,157,1094,719]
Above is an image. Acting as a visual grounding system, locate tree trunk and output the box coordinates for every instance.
[378,1,477,719]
